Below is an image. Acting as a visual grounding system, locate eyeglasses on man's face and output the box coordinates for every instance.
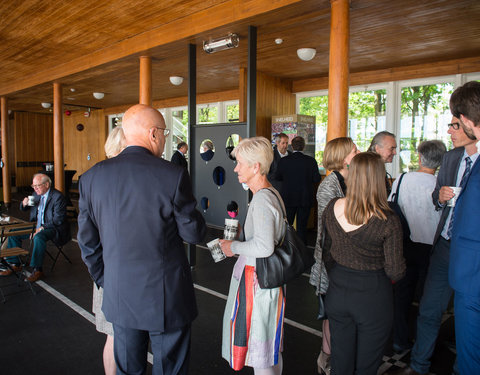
[31,182,46,188]
[154,127,170,137]
[448,122,460,130]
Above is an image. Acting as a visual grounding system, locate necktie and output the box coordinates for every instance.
[447,157,472,238]
[37,195,45,229]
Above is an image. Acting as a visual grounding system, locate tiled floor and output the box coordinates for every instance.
[0,196,456,375]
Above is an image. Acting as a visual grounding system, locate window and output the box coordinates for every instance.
[197,104,218,124]
[226,102,240,122]
[399,81,454,171]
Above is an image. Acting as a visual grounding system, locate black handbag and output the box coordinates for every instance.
[388,173,411,243]
[256,189,315,289]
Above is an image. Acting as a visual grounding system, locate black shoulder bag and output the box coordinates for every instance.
[256,189,315,289]
[388,173,411,242]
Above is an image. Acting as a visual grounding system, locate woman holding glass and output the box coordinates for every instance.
[219,136,286,375]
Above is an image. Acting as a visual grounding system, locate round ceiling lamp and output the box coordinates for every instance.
[41,102,51,109]
[297,48,316,61]
[93,92,105,99]
[169,76,184,86]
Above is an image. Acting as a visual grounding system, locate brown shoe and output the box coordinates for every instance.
[26,270,44,282]
[385,367,424,375]
[0,264,22,276]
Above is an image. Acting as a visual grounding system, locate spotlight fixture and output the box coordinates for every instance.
[275,38,283,45]
[169,76,184,86]
[93,92,105,100]
[297,48,316,61]
[203,33,239,54]
[41,102,52,109]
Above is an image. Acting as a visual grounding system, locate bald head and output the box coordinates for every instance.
[123,104,167,157]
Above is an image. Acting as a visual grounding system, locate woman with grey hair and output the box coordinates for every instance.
[219,136,286,375]
[388,139,447,353]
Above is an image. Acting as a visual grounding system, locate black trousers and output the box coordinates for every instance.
[393,241,431,349]
[326,264,393,375]
[113,323,191,375]
[286,205,310,245]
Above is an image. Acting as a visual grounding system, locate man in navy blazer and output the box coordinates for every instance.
[388,119,477,375]
[267,132,291,192]
[171,141,188,171]
[275,136,321,244]
[448,81,480,375]
[0,173,70,282]
[78,104,206,375]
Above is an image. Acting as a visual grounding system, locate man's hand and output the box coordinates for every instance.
[438,186,455,205]
[31,226,43,239]
[22,197,29,207]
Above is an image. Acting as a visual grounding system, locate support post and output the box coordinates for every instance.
[0,97,11,208]
[247,26,257,138]
[327,0,350,141]
[139,56,152,106]
[53,82,65,193]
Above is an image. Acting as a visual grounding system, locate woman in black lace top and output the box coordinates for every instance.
[322,152,405,375]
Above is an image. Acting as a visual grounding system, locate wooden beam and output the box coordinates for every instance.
[327,0,349,141]
[1,97,11,207]
[0,0,301,96]
[293,56,480,93]
[53,82,64,194]
[139,56,152,106]
[239,68,247,123]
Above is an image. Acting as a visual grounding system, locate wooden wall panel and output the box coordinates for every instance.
[64,110,107,180]
[14,112,54,187]
[255,71,296,139]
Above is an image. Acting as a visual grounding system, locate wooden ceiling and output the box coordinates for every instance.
[2,0,480,114]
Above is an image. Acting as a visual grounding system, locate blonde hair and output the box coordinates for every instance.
[105,126,126,158]
[232,136,274,175]
[345,152,391,225]
[323,137,355,171]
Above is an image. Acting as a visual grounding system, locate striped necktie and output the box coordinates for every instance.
[37,195,45,229]
[447,156,472,238]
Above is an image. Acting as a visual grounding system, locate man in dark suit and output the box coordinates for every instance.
[267,132,291,191]
[78,104,206,375]
[387,118,477,375]
[447,81,480,375]
[0,173,70,282]
[275,136,320,244]
[171,141,188,171]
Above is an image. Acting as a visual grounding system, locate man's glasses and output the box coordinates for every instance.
[31,183,45,188]
[448,122,460,130]
[155,127,170,137]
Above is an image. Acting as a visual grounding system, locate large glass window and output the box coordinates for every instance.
[197,104,218,124]
[399,82,454,171]
[172,108,188,154]
[226,102,240,122]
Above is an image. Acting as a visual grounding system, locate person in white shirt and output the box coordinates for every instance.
[388,140,446,353]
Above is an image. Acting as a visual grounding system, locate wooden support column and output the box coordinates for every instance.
[247,26,257,137]
[239,68,247,123]
[53,82,65,193]
[327,0,350,141]
[139,56,152,106]
[1,97,11,207]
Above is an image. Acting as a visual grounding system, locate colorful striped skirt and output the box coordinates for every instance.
[222,264,285,370]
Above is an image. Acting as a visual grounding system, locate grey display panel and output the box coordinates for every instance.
[193,122,248,228]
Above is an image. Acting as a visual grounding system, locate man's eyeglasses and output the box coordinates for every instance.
[448,122,460,130]
[31,183,45,188]
[154,127,170,137]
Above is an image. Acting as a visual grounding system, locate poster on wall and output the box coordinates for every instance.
[271,114,316,157]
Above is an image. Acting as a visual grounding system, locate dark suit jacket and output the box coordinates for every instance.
[21,187,70,246]
[275,151,321,207]
[171,150,188,170]
[449,149,480,296]
[431,147,464,245]
[267,146,291,192]
[78,146,206,332]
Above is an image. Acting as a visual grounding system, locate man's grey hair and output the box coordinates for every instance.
[34,173,52,185]
[368,131,396,153]
[275,133,288,143]
[418,140,447,170]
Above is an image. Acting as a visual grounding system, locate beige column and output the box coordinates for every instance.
[327,0,350,141]
[53,82,64,193]
[1,97,11,207]
[139,56,152,106]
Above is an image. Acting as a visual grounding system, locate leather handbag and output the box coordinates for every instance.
[388,173,411,243]
[256,189,315,289]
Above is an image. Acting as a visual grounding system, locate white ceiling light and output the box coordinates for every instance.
[275,38,283,45]
[169,76,184,86]
[297,48,316,61]
[203,33,239,54]
[93,92,105,99]
[41,102,51,109]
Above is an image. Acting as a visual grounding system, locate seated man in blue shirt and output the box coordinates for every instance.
[0,173,70,281]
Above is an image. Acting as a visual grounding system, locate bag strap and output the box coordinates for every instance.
[392,173,406,204]
[263,188,287,219]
